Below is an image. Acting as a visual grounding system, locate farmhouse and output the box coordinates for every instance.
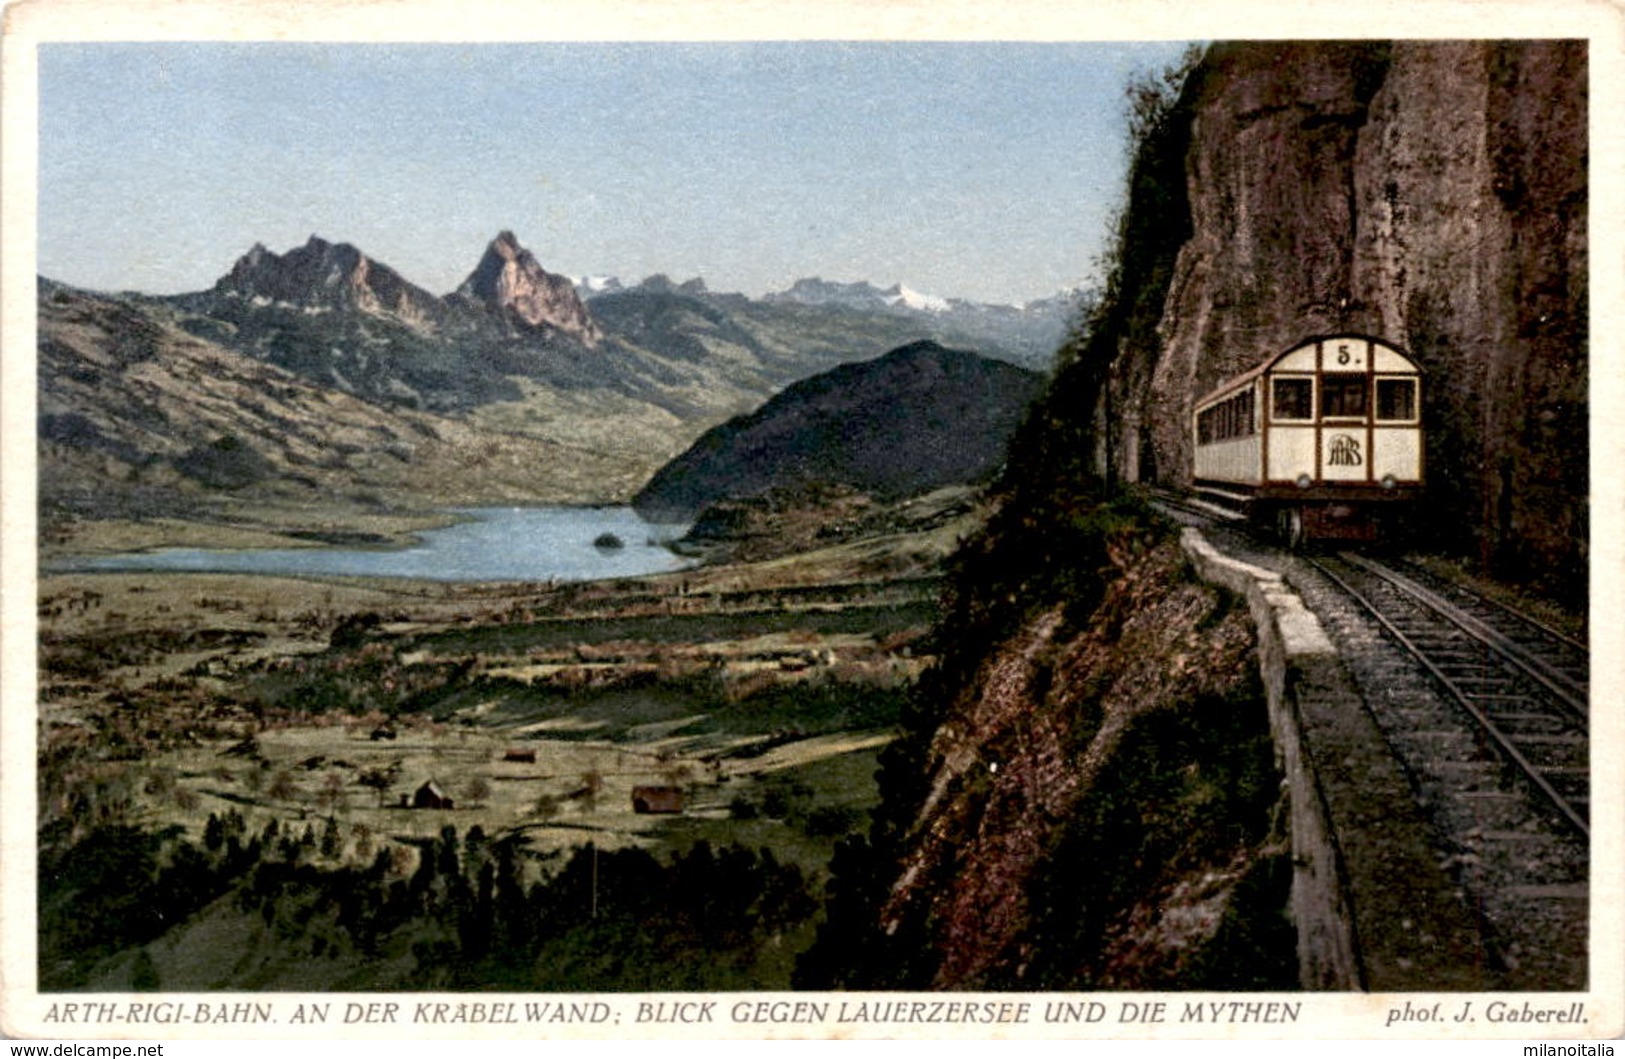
[400,780,455,810]
[631,785,684,814]
[502,748,537,764]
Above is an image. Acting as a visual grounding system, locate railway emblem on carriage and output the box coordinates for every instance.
[1327,433,1363,466]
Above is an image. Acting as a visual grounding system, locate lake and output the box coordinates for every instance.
[57,507,693,583]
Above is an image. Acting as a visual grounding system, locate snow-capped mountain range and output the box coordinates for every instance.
[570,271,1081,369]
[574,272,1078,316]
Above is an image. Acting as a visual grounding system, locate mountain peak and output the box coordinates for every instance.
[633,340,1044,521]
[633,274,708,296]
[882,283,951,313]
[212,236,440,328]
[493,229,521,251]
[458,231,600,346]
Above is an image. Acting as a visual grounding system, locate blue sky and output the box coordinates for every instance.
[38,41,1194,305]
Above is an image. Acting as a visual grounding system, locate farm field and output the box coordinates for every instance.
[36,493,976,991]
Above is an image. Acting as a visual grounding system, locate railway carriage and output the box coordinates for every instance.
[1191,334,1423,546]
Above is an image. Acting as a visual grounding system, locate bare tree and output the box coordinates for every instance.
[358,760,402,808]
[352,822,374,862]
[578,768,604,814]
[267,770,298,803]
[358,769,390,808]
[317,771,347,812]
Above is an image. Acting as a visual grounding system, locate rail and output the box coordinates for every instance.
[1306,553,1589,838]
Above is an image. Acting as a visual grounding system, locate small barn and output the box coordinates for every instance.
[631,785,685,814]
[502,748,538,764]
[409,780,454,810]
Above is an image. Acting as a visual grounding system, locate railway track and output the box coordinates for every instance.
[1148,483,1590,838]
[1144,485,1247,527]
[1306,552,1589,838]
[1380,555,1589,699]
[1145,484,1587,984]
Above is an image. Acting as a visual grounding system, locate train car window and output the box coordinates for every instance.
[1376,378,1417,421]
[1199,390,1260,443]
[1320,375,1368,418]
[1272,378,1312,421]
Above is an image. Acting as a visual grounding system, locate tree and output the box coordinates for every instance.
[130,949,161,992]
[353,823,375,863]
[358,761,401,808]
[320,816,343,859]
[203,813,226,852]
[435,825,460,880]
[462,825,488,877]
[579,767,605,814]
[317,771,347,812]
[268,770,298,803]
[1124,44,1203,144]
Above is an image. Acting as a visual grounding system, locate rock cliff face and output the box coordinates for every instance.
[873,540,1279,990]
[455,230,601,346]
[795,495,1292,991]
[1121,41,1587,599]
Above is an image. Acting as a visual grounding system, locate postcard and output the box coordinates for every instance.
[1,0,1619,1043]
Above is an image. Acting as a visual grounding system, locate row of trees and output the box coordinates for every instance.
[42,807,821,991]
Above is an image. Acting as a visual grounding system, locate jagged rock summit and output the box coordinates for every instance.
[456,230,600,345]
[213,230,602,347]
[214,234,442,328]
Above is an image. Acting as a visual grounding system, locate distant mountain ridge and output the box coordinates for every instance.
[764,276,954,312]
[211,231,601,347]
[581,273,1082,367]
[632,340,1045,522]
[40,230,1073,526]
[759,276,1079,366]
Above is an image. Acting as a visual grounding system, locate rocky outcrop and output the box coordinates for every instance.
[1113,41,1587,600]
[455,230,601,346]
[214,235,443,330]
